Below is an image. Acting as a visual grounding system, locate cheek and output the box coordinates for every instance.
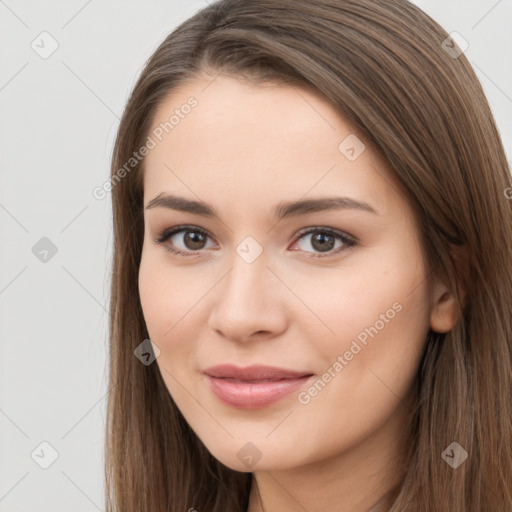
[278,249,430,463]
[138,256,170,339]
[137,248,217,404]
[138,254,199,397]
[288,236,431,396]
[288,238,428,344]
[294,240,430,406]
[138,249,202,341]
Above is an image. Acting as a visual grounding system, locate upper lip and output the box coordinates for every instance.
[203,364,314,381]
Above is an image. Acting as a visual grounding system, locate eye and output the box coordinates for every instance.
[153,225,216,257]
[290,227,356,258]
[153,225,357,258]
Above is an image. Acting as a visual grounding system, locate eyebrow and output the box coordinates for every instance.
[145,193,378,220]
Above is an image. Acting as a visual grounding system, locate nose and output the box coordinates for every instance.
[207,251,288,343]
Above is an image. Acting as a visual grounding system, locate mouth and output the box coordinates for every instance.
[202,364,315,409]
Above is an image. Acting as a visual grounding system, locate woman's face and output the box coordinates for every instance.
[138,73,443,473]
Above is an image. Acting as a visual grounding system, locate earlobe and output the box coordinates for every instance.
[429,287,459,333]
[429,244,469,333]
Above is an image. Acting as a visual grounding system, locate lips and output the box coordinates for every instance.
[203,364,314,409]
[204,364,313,381]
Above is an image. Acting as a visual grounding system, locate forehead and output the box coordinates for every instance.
[147,73,363,153]
[142,73,408,218]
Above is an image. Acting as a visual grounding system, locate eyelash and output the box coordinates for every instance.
[153,225,357,259]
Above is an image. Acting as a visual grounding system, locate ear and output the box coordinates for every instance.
[429,244,469,334]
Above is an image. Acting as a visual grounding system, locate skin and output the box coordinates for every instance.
[138,73,459,511]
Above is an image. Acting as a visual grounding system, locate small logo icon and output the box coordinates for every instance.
[236,236,263,264]
[441,441,468,469]
[338,134,366,161]
[237,442,263,468]
[32,237,58,263]
[134,338,160,365]
[441,32,468,59]
[31,441,59,469]
[31,31,59,59]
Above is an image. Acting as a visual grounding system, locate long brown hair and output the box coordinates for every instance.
[105,1,512,510]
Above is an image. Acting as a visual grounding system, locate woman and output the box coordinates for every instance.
[105,0,512,510]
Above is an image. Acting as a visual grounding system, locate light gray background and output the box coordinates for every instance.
[0,1,510,510]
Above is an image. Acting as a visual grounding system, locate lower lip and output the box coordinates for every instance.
[205,374,313,409]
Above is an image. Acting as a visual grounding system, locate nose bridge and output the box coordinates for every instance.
[208,244,286,340]
[221,245,270,309]
[217,228,267,293]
